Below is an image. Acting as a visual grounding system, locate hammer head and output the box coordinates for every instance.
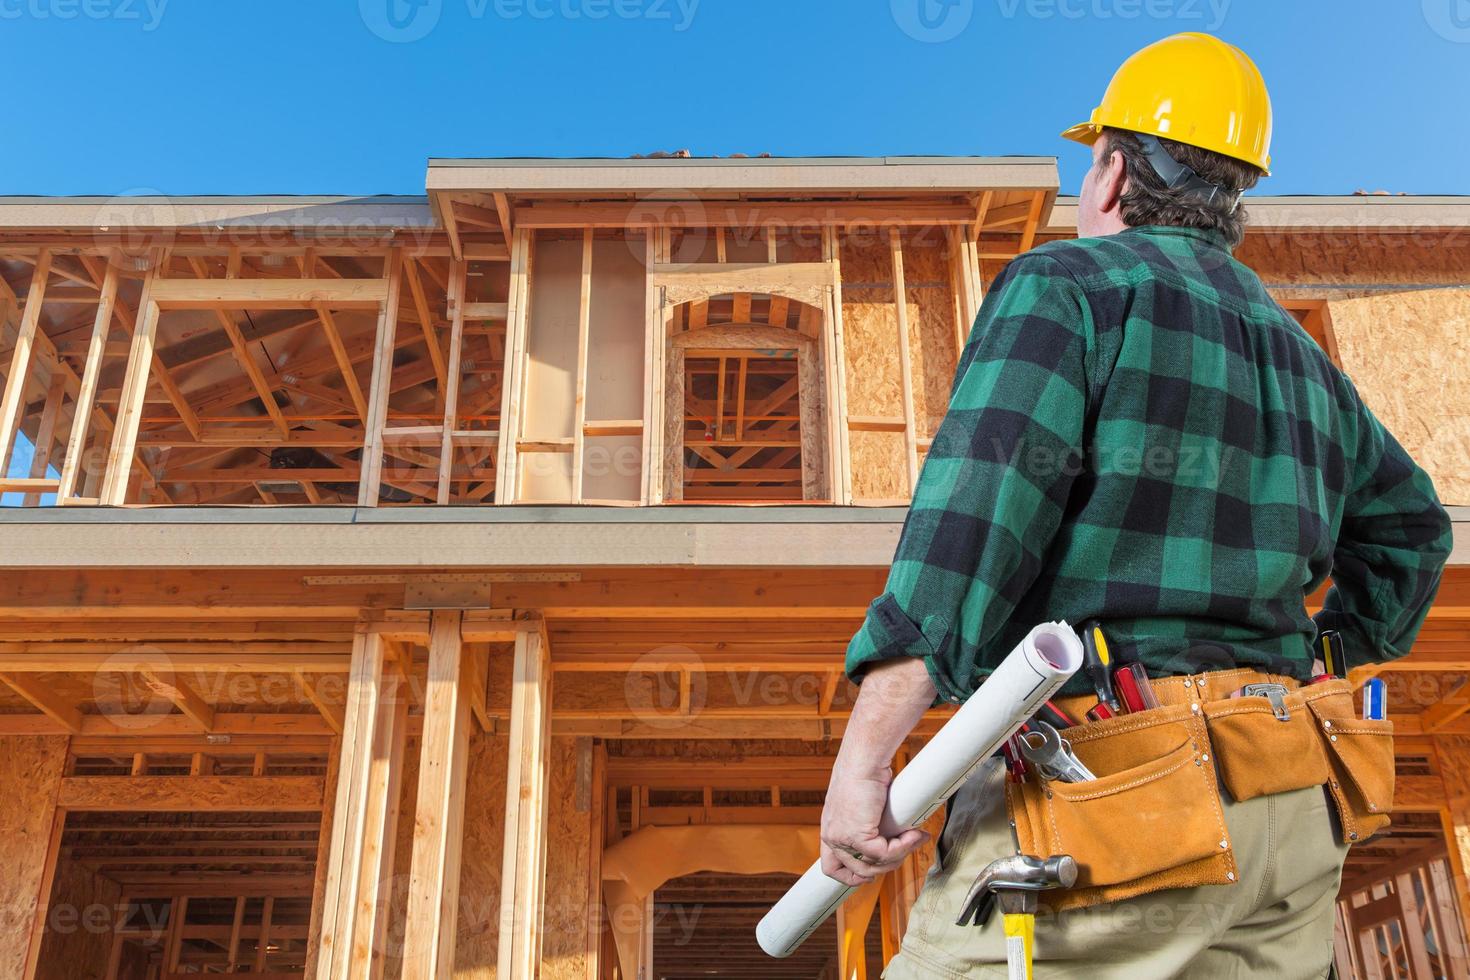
[955,854,1078,927]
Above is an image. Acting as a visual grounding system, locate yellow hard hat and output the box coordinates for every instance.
[1062,33,1273,174]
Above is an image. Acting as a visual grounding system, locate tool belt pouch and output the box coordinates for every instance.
[1004,703,1235,912]
[1304,681,1395,843]
[1202,687,1330,803]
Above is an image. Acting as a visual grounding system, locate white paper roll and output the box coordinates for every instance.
[755,621,1083,959]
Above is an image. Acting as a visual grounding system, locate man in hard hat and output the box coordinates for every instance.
[818,33,1451,975]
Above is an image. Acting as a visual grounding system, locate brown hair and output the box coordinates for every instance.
[1101,128,1265,248]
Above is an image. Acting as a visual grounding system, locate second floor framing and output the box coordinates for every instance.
[0,156,1466,510]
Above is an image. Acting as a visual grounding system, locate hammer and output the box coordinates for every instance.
[955,854,1078,980]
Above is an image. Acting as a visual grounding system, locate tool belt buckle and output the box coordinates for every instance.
[1241,682,1291,721]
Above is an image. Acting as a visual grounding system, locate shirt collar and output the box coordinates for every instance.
[1130,225,1233,252]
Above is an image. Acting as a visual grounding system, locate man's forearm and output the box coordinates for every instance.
[835,657,936,776]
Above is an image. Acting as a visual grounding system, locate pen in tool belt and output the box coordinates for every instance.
[1363,678,1387,721]
[1113,661,1160,712]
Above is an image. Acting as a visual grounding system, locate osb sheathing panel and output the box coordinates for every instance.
[378,728,592,979]
[1326,288,1470,505]
[900,232,962,440]
[0,735,67,979]
[383,731,509,980]
[540,737,596,980]
[1238,231,1470,287]
[36,858,146,980]
[840,236,907,500]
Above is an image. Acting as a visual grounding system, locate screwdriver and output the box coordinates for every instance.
[1080,620,1121,713]
[1319,629,1345,679]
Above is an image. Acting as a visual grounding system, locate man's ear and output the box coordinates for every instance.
[1097,144,1128,217]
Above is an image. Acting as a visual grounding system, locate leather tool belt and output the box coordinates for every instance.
[1004,668,1394,911]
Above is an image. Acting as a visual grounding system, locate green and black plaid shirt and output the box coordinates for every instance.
[848,225,1453,702]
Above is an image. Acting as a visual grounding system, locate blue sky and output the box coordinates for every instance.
[0,0,1467,197]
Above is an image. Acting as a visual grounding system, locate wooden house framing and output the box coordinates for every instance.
[0,156,1466,978]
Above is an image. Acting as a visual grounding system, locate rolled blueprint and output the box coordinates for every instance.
[756,621,1083,958]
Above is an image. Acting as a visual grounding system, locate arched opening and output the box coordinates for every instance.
[663,292,829,503]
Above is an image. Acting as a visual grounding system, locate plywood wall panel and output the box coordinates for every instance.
[540,736,596,980]
[850,431,908,502]
[0,735,67,980]
[451,731,511,979]
[900,233,961,441]
[383,731,509,980]
[35,858,142,980]
[840,236,907,501]
[1326,288,1470,505]
[1238,232,1470,287]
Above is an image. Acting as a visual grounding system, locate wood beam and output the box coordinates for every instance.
[888,228,919,493]
[20,372,65,505]
[140,669,217,731]
[403,256,448,393]
[0,671,83,732]
[1435,734,1470,951]
[0,249,51,470]
[494,228,533,505]
[437,259,467,504]
[402,610,472,979]
[56,775,324,812]
[571,228,592,504]
[497,626,552,979]
[357,251,404,506]
[149,277,389,311]
[188,257,291,437]
[1420,677,1470,734]
[56,262,119,500]
[98,263,160,506]
[315,626,409,980]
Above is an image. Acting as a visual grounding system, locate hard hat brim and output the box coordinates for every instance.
[1060,122,1102,146]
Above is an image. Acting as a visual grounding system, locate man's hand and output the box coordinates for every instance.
[817,656,938,886]
[820,760,930,886]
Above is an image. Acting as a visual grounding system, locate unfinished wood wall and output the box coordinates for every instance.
[841,236,908,503]
[34,857,145,980]
[514,233,647,505]
[583,242,647,505]
[539,737,597,980]
[0,735,67,980]
[1326,289,1470,505]
[373,730,594,979]
[1239,231,1470,506]
[520,238,583,503]
[381,730,509,979]
[839,230,963,503]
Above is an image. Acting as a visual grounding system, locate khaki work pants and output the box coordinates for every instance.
[884,759,1351,979]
